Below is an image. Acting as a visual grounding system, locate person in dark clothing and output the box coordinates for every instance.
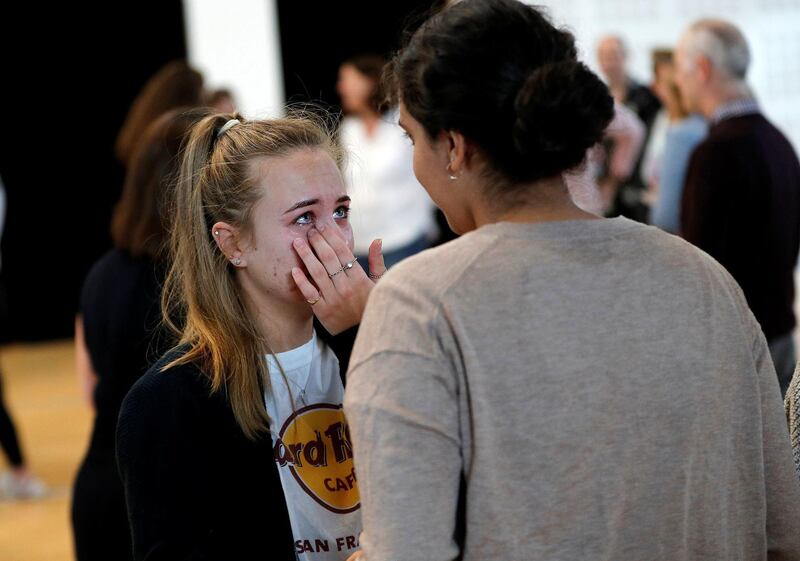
[0,179,46,500]
[0,372,23,470]
[116,110,386,561]
[597,35,662,221]
[677,19,800,395]
[71,108,207,561]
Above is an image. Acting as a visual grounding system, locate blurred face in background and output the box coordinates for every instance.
[212,95,235,114]
[597,37,627,85]
[336,64,376,115]
[674,43,702,115]
[653,60,688,119]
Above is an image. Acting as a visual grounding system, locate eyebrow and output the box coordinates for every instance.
[283,195,351,215]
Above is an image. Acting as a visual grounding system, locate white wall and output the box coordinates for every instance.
[180,0,800,148]
[182,0,284,118]
[530,0,800,150]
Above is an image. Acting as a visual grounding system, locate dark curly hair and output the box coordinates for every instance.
[384,0,614,194]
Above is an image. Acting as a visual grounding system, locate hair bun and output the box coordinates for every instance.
[512,60,614,176]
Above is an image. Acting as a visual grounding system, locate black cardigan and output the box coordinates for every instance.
[681,113,800,341]
[116,324,357,561]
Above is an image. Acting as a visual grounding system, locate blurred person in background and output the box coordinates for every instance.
[597,35,661,221]
[644,49,707,233]
[640,50,675,197]
[71,108,206,561]
[114,60,204,169]
[566,101,644,215]
[0,176,46,500]
[677,19,800,395]
[207,88,237,113]
[337,54,437,268]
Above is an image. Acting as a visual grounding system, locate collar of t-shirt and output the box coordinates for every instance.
[264,332,317,424]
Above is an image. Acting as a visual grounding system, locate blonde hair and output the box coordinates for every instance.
[162,108,343,439]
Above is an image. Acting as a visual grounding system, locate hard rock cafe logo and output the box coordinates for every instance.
[273,403,360,514]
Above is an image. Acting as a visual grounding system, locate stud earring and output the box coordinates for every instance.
[446,162,458,181]
[214,230,220,236]
[233,258,242,266]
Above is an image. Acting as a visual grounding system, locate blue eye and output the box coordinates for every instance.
[334,206,350,219]
[295,212,313,225]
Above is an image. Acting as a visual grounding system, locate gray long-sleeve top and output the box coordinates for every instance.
[345,217,800,561]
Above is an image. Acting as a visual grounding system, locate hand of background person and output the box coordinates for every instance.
[291,225,386,335]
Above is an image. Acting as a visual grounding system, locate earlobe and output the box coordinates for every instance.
[447,130,468,180]
[446,161,458,181]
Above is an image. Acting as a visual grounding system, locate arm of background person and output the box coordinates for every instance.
[74,314,98,410]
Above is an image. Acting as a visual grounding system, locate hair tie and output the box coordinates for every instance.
[217,118,240,138]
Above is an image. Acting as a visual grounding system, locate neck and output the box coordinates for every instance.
[471,176,599,229]
[608,75,629,102]
[237,274,314,353]
[701,81,751,119]
[257,306,314,354]
[359,111,381,136]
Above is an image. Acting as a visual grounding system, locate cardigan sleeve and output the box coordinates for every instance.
[116,366,218,561]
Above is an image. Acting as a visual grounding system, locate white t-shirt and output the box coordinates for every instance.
[264,332,361,561]
[340,109,436,255]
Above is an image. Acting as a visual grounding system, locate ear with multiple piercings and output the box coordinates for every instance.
[213,229,242,267]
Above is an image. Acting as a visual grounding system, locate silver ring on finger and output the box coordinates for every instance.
[344,257,358,271]
[368,271,384,280]
[328,266,345,278]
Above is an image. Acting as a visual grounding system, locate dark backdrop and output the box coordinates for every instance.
[0,2,187,341]
[0,1,439,342]
[277,1,437,109]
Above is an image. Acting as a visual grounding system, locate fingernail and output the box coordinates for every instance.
[293,238,304,248]
[316,223,326,232]
[378,239,383,250]
[309,228,318,237]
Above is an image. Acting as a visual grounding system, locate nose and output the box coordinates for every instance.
[314,217,354,250]
[313,216,346,239]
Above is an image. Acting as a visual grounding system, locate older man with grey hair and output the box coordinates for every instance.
[676,19,800,396]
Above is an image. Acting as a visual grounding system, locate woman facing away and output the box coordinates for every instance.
[116,109,385,561]
[343,1,800,560]
[72,108,205,561]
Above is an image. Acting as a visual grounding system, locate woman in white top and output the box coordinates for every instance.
[337,55,436,268]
